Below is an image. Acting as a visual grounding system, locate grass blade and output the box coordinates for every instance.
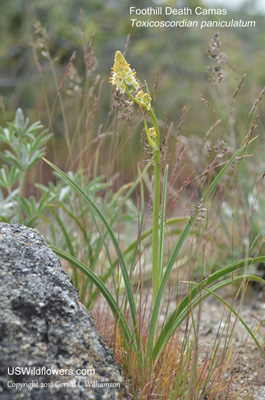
[149,139,257,348]
[204,285,265,356]
[49,207,76,257]
[152,256,265,360]
[129,164,145,275]
[153,274,265,361]
[43,158,138,339]
[159,164,168,283]
[50,245,134,348]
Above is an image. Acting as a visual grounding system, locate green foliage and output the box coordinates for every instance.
[41,35,265,394]
[0,108,52,225]
[0,109,51,172]
[45,142,265,382]
[37,166,145,300]
[0,108,144,304]
[2,0,265,152]
[1,7,265,396]
[45,132,264,345]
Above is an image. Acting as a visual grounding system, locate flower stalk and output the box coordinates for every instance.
[148,109,161,303]
[110,51,161,303]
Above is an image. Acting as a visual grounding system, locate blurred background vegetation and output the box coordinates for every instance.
[1,0,265,232]
[0,0,265,302]
[1,0,265,137]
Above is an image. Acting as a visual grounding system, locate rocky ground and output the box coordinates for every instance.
[173,287,265,400]
[200,292,264,399]
[93,285,265,399]
[94,283,265,399]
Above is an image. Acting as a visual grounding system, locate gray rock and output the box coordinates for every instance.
[0,223,128,400]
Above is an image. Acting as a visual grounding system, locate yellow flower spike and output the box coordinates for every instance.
[110,51,140,93]
[110,50,162,313]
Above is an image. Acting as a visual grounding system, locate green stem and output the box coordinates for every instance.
[125,85,162,304]
[148,108,161,304]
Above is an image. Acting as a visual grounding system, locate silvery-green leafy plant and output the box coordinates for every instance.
[0,109,147,306]
[0,108,52,225]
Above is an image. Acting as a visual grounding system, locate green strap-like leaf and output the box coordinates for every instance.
[50,245,133,348]
[43,158,138,341]
[152,257,265,360]
[149,138,257,348]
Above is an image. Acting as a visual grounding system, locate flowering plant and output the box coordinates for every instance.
[110,51,162,303]
[45,50,265,380]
